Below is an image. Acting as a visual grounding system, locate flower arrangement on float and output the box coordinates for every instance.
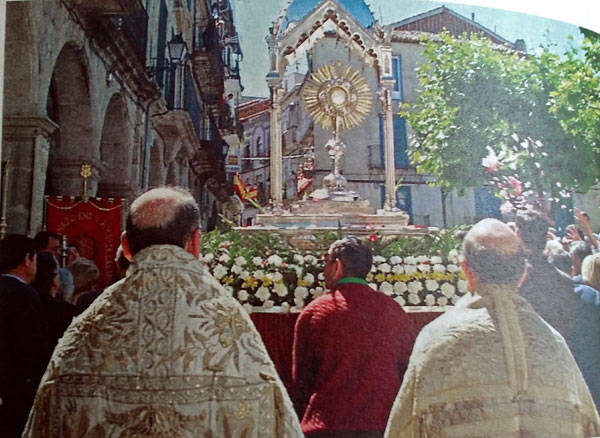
[201,229,468,312]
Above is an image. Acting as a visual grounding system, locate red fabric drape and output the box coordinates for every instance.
[45,197,122,288]
[250,311,441,396]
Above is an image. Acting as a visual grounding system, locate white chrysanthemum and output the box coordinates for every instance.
[379,281,394,296]
[392,264,404,274]
[433,264,446,273]
[294,286,309,300]
[425,279,439,292]
[253,270,265,279]
[303,273,315,284]
[394,296,406,306]
[237,289,249,302]
[267,254,283,267]
[404,256,417,265]
[234,256,247,266]
[239,270,250,280]
[218,253,231,263]
[448,249,460,264]
[437,296,449,306]
[293,254,305,264]
[268,272,283,282]
[252,256,263,266]
[368,283,378,291]
[273,282,288,297]
[242,303,253,313]
[408,293,421,305]
[394,281,408,294]
[294,297,305,308]
[311,287,324,298]
[223,285,234,294]
[255,287,270,301]
[441,283,456,298]
[451,295,461,304]
[370,265,377,273]
[318,272,325,281]
[294,265,304,276]
[373,256,386,264]
[424,294,436,306]
[447,264,460,273]
[407,280,423,294]
[417,263,431,273]
[390,256,402,265]
[231,264,243,275]
[404,265,417,275]
[416,255,429,263]
[458,279,468,293]
[378,263,391,273]
[213,264,228,280]
[304,255,317,265]
[202,253,214,263]
[430,256,443,265]
[263,300,274,308]
[280,302,291,313]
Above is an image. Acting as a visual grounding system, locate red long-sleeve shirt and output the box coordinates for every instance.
[292,281,416,435]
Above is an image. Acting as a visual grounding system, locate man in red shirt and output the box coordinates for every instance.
[292,237,415,438]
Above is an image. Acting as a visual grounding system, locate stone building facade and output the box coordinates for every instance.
[2,0,243,234]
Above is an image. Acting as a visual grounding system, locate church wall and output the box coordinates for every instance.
[3,1,150,233]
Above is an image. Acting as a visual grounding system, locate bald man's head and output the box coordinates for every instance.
[463,218,525,284]
[125,187,200,255]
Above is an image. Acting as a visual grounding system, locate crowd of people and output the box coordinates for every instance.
[1,186,600,437]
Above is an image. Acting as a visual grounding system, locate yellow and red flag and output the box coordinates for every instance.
[233,172,248,201]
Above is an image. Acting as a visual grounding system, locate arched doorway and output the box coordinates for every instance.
[46,43,96,196]
[97,94,131,197]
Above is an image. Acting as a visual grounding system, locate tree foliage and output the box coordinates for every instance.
[401,32,600,209]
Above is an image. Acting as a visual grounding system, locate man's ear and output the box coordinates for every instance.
[333,258,344,281]
[185,228,202,259]
[121,232,133,262]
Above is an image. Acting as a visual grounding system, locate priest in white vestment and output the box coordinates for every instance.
[23,187,302,437]
[385,218,600,438]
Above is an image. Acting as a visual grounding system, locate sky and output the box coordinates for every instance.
[231,0,598,98]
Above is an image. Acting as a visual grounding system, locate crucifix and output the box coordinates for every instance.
[80,164,92,201]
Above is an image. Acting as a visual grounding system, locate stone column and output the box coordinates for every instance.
[3,116,58,233]
[381,84,397,211]
[268,81,283,211]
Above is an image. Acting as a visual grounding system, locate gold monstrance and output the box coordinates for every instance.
[303,62,372,195]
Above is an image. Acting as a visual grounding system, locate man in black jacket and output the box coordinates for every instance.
[0,234,49,437]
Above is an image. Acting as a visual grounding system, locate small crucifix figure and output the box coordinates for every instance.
[80,164,92,201]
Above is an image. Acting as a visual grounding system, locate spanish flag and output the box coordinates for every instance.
[247,185,259,200]
[233,173,248,201]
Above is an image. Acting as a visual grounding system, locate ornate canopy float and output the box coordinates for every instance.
[243,0,426,240]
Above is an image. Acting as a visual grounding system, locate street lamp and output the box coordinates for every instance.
[167,34,187,65]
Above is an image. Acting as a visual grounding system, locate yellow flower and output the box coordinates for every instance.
[366,273,374,282]
[297,278,311,287]
[386,273,395,282]
[261,276,273,287]
[222,275,234,285]
[375,273,386,283]
[242,277,258,289]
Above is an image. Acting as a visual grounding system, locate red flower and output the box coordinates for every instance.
[368,234,378,242]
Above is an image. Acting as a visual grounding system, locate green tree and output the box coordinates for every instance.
[402,32,600,211]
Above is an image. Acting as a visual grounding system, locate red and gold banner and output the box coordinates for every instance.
[45,196,122,288]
